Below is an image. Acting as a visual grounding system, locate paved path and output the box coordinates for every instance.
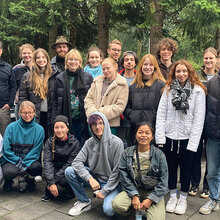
[0,163,219,220]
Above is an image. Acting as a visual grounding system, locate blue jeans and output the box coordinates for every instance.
[206,138,220,201]
[65,166,121,216]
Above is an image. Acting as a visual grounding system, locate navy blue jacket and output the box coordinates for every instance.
[0,59,16,108]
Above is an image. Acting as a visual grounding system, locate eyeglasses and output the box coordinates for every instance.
[91,122,104,127]
[67,58,79,62]
[20,111,35,115]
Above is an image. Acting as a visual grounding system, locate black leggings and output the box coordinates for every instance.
[162,138,195,193]
[2,161,42,181]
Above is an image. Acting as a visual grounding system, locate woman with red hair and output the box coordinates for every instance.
[156,59,207,215]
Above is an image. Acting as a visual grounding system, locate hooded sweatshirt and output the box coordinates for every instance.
[72,112,124,196]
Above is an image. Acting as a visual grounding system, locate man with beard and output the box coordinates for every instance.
[51,36,72,73]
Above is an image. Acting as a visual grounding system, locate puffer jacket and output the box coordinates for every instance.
[155,85,206,152]
[124,79,165,126]
[119,144,168,204]
[51,69,93,144]
[205,71,220,141]
[84,73,128,127]
[43,134,80,186]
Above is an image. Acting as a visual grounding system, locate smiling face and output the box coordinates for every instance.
[66,56,80,72]
[142,57,154,79]
[89,51,102,68]
[203,52,217,72]
[55,43,69,58]
[35,51,47,71]
[91,119,104,140]
[136,124,153,147]
[107,43,122,61]
[123,54,136,70]
[159,45,173,63]
[54,122,69,141]
[102,61,116,81]
[20,106,35,122]
[175,64,189,87]
[21,48,33,65]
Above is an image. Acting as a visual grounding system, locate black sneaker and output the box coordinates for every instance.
[200,188,210,199]
[188,186,198,196]
[42,194,51,202]
[3,180,13,192]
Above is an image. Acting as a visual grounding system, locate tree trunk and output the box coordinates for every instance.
[70,25,77,49]
[149,0,164,56]
[97,2,111,58]
[215,27,220,50]
[48,25,58,58]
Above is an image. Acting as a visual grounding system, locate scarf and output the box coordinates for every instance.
[84,64,103,79]
[170,79,192,114]
[66,68,86,96]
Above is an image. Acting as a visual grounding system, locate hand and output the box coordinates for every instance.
[2,104,10,110]
[49,184,59,197]
[132,195,141,210]
[96,191,105,199]
[140,198,153,209]
[88,177,100,190]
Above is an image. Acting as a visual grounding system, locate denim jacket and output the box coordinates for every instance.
[119,144,168,203]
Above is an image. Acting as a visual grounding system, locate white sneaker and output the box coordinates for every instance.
[166,197,177,213]
[199,199,218,215]
[68,199,91,216]
[174,199,187,215]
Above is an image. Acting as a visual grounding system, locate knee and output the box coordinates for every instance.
[103,204,115,217]
[64,166,76,180]
[29,161,42,176]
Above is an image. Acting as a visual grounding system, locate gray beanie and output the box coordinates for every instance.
[53,115,69,128]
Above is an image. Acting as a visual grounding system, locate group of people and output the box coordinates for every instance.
[0,36,219,220]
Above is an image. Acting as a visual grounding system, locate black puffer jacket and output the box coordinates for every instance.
[205,71,220,141]
[0,59,16,108]
[124,79,165,126]
[43,134,80,186]
[52,69,93,144]
[18,70,59,125]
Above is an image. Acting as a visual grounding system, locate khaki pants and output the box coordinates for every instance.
[112,191,166,220]
[0,108,10,136]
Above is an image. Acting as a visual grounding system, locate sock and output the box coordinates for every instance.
[170,189,177,199]
[180,191,187,200]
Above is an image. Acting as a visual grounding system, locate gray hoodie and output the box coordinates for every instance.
[72,112,124,196]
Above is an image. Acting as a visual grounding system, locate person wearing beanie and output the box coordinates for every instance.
[42,115,80,202]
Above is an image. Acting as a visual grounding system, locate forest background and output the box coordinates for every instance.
[0,0,219,70]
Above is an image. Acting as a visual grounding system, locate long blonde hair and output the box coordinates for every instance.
[132,54,165,87]
[28,48,52,99]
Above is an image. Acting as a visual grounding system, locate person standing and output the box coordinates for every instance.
[155,38,178,80]
[199,69,220,215]
[19,48,54,139]
[107,39,123,72]
[189,47,218,198]
[0,40,16,136]
[13,43,35,120]
[51,36,72,73]
[52,49,93,145]
[156,59,206,215]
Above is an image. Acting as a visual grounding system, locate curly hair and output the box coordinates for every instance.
[166,59,207,94]
[28,48,52,99]
[132,54,165,88]
[156,38,178,59]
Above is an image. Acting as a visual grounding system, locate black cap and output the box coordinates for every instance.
[53,115,69,128]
